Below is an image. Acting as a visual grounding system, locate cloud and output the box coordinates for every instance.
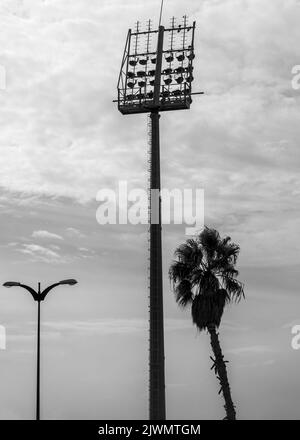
[237,359,276,369]
[14,241,94,264]
[66,227,85,238]
[32,230,63,240]
[41,318,194,336]
[49,244,61,250]
[16,243,66,264]
[226,345,275,356]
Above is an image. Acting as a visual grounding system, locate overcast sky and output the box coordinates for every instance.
[0,0,300,420]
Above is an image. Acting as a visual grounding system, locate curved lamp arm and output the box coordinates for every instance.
[19,284,39,301]
[40,283,61,301]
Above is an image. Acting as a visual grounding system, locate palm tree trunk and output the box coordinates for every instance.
[208,324,236,420]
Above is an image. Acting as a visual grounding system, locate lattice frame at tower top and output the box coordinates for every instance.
[117,16,196,115]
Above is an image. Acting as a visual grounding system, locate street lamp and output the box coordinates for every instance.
[3,279,77,420]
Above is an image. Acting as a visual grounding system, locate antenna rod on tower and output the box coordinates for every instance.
[159,0,164,27]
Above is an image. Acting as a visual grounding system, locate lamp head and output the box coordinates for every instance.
[59,279,77,286]
[3,281,20,288]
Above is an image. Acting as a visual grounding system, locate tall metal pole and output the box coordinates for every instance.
[149,25,166,420]
[3,279,77,420]
[36,282,41,421]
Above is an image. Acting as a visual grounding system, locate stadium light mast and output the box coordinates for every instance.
[115,12,202,420]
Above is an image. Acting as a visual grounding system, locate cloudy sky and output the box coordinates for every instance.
[0,0,299,420]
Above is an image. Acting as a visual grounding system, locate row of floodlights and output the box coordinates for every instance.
[127,65,193,79]
[128,51,195,67]
[127,72,194,89]
[124,88,191,102]
[127,75,194,89]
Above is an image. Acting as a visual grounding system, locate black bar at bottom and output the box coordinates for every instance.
[0,420,296,438]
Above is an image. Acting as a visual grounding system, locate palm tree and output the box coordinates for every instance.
[169,226,244,420]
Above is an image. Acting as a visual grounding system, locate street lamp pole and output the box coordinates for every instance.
[3,278,77,420]
[36,282,41,421]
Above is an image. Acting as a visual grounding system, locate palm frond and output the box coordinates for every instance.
[169,260,193,285]
[217,240,240,264]
[224,278,244,302]
[174,238,203,266]
[218,265,239,278]
[175,279,194,307]
[198,227,221,262]
[190,268,204,286]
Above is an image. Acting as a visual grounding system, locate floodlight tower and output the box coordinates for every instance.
[116,14,201,420]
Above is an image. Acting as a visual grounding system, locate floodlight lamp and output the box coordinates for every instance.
[163,68,172,75]
[165,54,174,63]
[176,53,185,62]
[176,76,184,84]
[176,66,185,74]
[139,58,148,65]
[129,59,138,67]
